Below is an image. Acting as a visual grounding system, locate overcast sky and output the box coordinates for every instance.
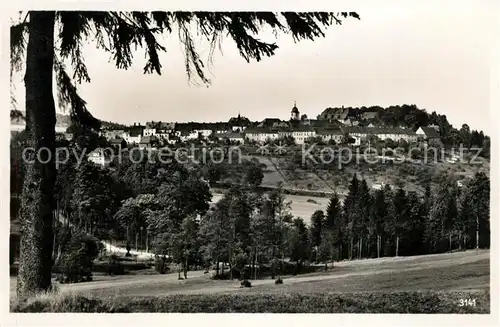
[11,2,494,133]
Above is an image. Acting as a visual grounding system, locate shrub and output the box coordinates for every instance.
[154,256,168,274]
[55,232,100,284]
[107,255,125,276]
[211,273,229,280]
[125,243,132,257]
[233,253,250,279]
[210,269,242,280]
[240,279,252,288]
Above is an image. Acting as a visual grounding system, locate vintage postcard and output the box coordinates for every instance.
[2,1,498,326]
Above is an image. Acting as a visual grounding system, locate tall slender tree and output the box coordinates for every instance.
[457,185,475,249]
[356,178,372,259]
[444,183,458,251]
[310,210,324,262]
[392,188,408,257]
[288,217,310,274]
[344,174,360,259]
[406,191,425,255]
[325,192,343,260]
[469,172,490,249]
[370,189,387,258]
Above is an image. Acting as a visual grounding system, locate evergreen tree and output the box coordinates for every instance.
[344,174,360,260]
[444,183,459,251]
[392,188,408,257]
[356,178,372,259]
[469,172,490,248]
[371,189,387,258]
[382,184,395,256]
[457,187,475,250]
[288,218,310,274]
[323,192,344,262]
[425,178,451,253]
[310,210,324,263]
[406,192,425,255]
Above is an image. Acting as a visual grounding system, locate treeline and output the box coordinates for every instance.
[10,128,490,281]
[313,173,490,262]
[193,171,490,280]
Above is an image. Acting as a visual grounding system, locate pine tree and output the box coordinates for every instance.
[392,188,408,257]
[444,184,458,251]
[356,178,372,259]
[371,189,387,258]
[406,192,425,255]
[380,184,394,256]
[288,218,310,274]
[469,172,490,249]
[343,174,360,260]
[324,192,343,262]
[310,210,324,263]
[457,187,475,250]
[425,178,452,254]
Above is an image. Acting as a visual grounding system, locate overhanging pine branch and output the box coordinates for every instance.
[53,56,101,130]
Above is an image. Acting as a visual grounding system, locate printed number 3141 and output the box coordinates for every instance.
[459,299,476,307]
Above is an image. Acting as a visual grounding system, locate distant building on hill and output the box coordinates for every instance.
[88,148,111,168]
[291,101,300,121]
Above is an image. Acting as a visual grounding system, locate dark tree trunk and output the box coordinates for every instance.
[17,11,57,299]
[183,256,188,279]
[251,248,256,280]
[254,250,259,280]
[349,237,354,260]
[396,235,400,257]
[271,247,276,279]
[377,234,381,258]
[359,237,362,259]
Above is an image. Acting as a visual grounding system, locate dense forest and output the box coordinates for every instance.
[11,126,491,281]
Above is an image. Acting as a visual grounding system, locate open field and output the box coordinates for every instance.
[241,155,288,187]
[10,250,489,297]
[10,250,490,313]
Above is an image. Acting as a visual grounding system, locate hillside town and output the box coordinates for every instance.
[95,103,441,149]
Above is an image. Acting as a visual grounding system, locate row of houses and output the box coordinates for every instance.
[99,103,441,148]
[101,121,440,149]
[244,125,440,146]
[101,120,250,146]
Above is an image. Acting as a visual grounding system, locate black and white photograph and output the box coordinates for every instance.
[3,1,498,324]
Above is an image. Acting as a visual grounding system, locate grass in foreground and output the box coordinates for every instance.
[11,290,489,313]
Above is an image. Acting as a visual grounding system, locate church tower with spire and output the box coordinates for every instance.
[291,101,300,120]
